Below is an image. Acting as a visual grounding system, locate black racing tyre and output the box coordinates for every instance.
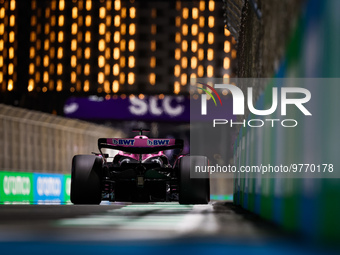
[71,155,102,205]
[179,156,210,204]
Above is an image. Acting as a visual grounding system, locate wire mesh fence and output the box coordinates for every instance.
[0,104,125,174]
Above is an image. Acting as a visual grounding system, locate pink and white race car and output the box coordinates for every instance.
[70,129,210,204]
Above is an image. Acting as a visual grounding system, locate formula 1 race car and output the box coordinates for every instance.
[70,129,210,205]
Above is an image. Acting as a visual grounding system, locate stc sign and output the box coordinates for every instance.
[64,95,190,122]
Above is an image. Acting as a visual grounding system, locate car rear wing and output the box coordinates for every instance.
[98,138,184,154]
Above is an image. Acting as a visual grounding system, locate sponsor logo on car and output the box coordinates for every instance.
[147,139,170,146]
[112,139,135,146]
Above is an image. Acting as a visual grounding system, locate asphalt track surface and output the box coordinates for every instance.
[0,201,337,255]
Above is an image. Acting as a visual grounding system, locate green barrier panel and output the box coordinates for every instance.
[64,174,71,203]
[0,172,34,204]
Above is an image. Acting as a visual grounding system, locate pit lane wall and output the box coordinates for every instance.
[233,0,340,242]
[0,171,71,204]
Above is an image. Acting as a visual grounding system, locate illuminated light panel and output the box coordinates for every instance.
[120,56,125,67]
[209,0,215,11]
[128,40,135,52]
[114,15,120,27]
[112,80,119,93]
[175,48,180,60]
[207,32,214,44]
[207,48,214,61]
[175,33,181,44]
[127,72,135,85]
[120,39,126,51]
[174,81,180,94]
[113,64,119,76]
[190,73,197,85]
[44,40,49,50]
[198,65,204,77]
[181,73,187,86]
[8,63,14,75]
[182,24,188,36]
[86,0,92,11]
[0,40,3,51]
[207,65,213,77]
[130,7,136,18]
[119,72,125,84]
[191,57,197,69]
[115,0,121,11]
[223,74,230,84]
[50,47,55,58]
[151,8,157,18]
[35,72,40,82]
[84,64,90,75]
[121,7,126,18]
[83,80,89,92]
[151,40,156,51]
[71,55,77,67]
[182,8,188,19]
[224,57,230,69]
[28,79,34,92]
[182,40,188,52]
[0,8,4,19]
[57,47,63,59]
[191,24,198,36]
[105,48,110,58]
[9,31,15,43]
[199,0,205,11]
[57,64,63,75]
[0,24,4,34]
[85,32,91,42]
[85,48,91,59]
[151,24,156,35]
[128,56,135,68]
[72,7,78,18]
[198,49,204,60]
[139,94,144,99]
[181,57,187,69]
[98,72,104,84]
[192,8,198,19]
[106,15,111,26]
[232,49,237,59]
[42,87,48,93]
[43,72,49,83]
[149,73,156,85]
[45,24,50,34]
[59,0,65,10]
[99,7,106,19]
[191,40,197,52]
[99,23,105,35]
[199,16,204,27]
[106,32,111,42]
[198,32,204,44]
[224,41,230,53]
[98,55,105,68]
[9,47,14,59]
[105,64,110,75]
[58,31,64,42]
[175,16,181,27]
[98,39,105,51]
[150,56,156,68]
[49,63,54,74]
[174,65,180,77]
[59,16,64,26]
[29,63,34,74]
[129,23,136,35]
[7,80,14,91]
[121,23,126,35]
[85,15,91,26]
[43,56,49,66]
[104,81,110,93]
[208,16,214,28]
[10,15,15,26]
[224,29,231,36]
[114,31,120,43]
[71,39,77,51]
[113,47,120,59]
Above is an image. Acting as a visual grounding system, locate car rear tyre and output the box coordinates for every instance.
[179,155,210,204]
[71,155,102,205]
